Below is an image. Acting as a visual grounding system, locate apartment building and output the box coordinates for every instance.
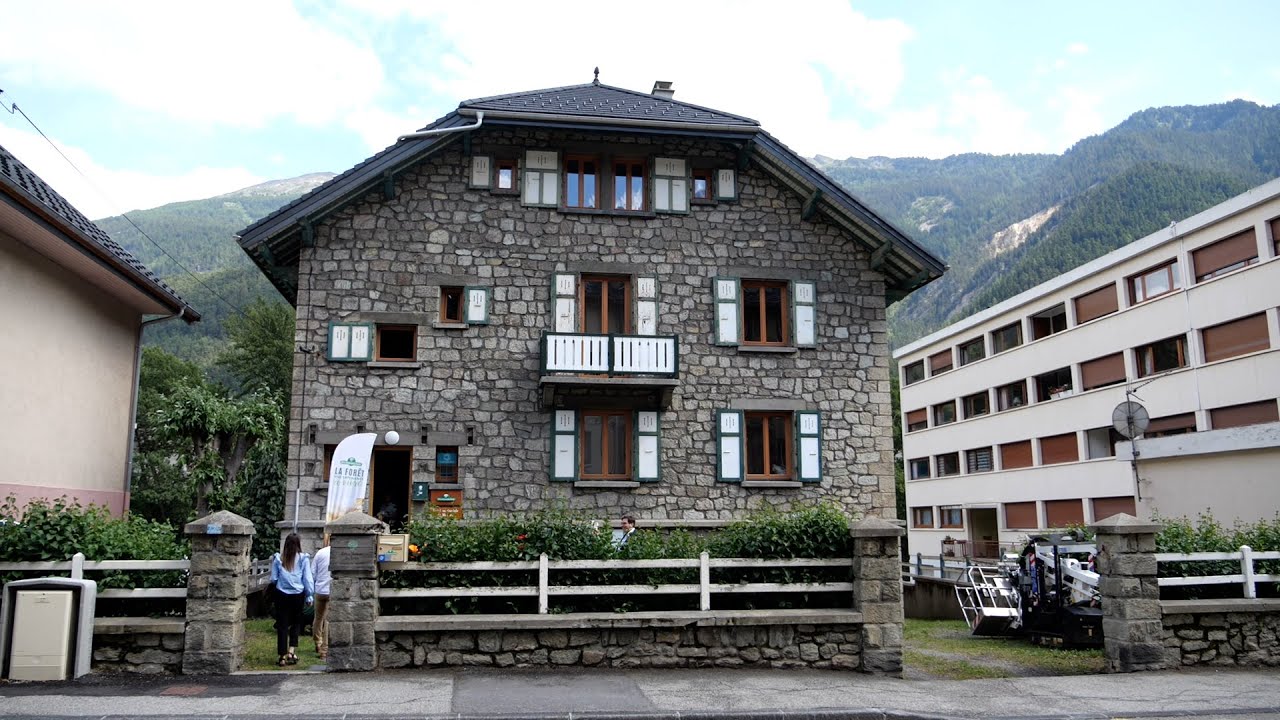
[896,178,1280,558]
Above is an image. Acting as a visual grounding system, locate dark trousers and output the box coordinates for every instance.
[273,588,306,656]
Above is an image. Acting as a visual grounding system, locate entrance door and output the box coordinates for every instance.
[370,447,411,531]
[580,276,631,334]
[968,507,999,558]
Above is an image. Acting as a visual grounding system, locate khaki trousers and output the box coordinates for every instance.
[312,594,330,656]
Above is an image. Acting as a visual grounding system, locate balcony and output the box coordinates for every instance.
[539,332,680,409]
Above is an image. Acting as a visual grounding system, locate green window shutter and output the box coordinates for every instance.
[551,410,578,482]
[469,155,492,189]
[713,277,740,346]
[464,286,490,325]
[653,158,689,214]
[717,410,745,482]
[635,411,660,482]
[715,168,737,201]
[792,280,817,347]
[796,411,822,482]
[522,150,560,207]
[553,274,577,333]
[636,275,658,336]
[327,323,373,362]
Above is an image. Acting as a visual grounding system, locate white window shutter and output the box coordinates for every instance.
[714,277,739,345]
[551,410,577,481]
[671,179,688,212]
[522,150,559,207]
[715,168,737,201]
[469,155,492,188]
[797,411,822,482]
[636,411,660,482]
[793,280,817,347]
[717,410,744,482]
[523,171,542,205]
[327,323,372,362]
[654,178,671,212]
[464,286,490,324]
[553,274,577,333]
[636,276,658,336]
[653,158,689,214]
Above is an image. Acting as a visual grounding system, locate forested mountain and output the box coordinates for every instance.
[98,100,1280,362]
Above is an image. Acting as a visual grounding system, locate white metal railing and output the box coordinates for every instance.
[379,552,850,614]
[1156,545,1280,599]
[543,333,678,376]
[0,552,189,600]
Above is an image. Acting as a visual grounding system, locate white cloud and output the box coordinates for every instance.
[1067,42,1090,55]
[0,125,262,218]
[1051,87,1106,146]
[0,1,385,129]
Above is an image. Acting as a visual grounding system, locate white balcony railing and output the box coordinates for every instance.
[542,333,678,376]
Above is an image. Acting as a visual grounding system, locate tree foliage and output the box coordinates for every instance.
[217,297,295,396]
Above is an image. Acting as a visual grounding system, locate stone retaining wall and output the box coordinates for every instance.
[376,623,863,671]
[1162,602,1280,667]
[91,626,184,674]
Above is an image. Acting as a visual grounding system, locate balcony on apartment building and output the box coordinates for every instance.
[539,332,680,409]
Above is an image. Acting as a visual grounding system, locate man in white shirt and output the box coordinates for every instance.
[312,537,332,659]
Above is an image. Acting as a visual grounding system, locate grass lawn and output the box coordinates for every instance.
[904,619,1105,679]
[243,618,323,671]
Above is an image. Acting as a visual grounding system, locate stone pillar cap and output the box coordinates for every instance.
[326,511,384,535]
[1090,513,1163,535]
[849,516,905,538]
[184,510,255,536]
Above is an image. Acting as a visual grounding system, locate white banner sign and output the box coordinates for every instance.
[324,433,377,523]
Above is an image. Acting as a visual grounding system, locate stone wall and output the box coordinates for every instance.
[376,623,863,671]
[1162,604,1280,667]
[286,125,896,532]
[91,624,184,674]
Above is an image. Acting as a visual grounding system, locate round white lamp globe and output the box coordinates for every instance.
[384,430,400,445]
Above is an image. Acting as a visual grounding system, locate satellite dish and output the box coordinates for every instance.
[1112,401,1150,439]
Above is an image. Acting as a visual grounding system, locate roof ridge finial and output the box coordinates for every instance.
[593,67,600,85]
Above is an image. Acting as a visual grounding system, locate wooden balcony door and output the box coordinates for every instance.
[581,276,631,335]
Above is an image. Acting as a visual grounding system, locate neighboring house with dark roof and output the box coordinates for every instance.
[237,78,943,536]
[0,143,198,515]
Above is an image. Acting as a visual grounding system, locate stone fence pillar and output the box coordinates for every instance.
[182,510,255,674]
[326,511,383,671]
[851,517,905,675]
[1091,513,1167,672]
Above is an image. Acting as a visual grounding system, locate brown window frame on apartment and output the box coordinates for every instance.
[1045,499,1084,527]
[612,157,647,212]
[1271,217,1280,258]
[908,457,931,480]
[939,507,964,529]
[962,391,990,419]
[1030,304,1068,341]
[991,322,1023,354]
[494,158,519,193]
[579,409,632,480]
[958,337,985,366]
[1074,283,1119,324]
[1192,228,1258,282]
[929,349,954,375]
[1092,496,1136,522]
[1039,433,1079,465]
[933,400,957,426]
[903,361,925,385]
[996,380,1028,411]
[911,506,935,528]
[740,280,789,346]
[375,324,417,362]
[1000,440,1033,470]
[1004,501,1038,529]
[563,154,601,209]
[1081,352,1126,391]
[1034,367,1073,402]
[1202,313,1271,363]
[744,410,794,480]
[691,168,714,202]
[1135,335,1187,377]
[906,409,928,432]
[935,452,960,477]
[440,286,464,324]
[1128,260,1181,304]
[1144,413,1197,439]
[580,275,632,334]
[1210,400,1279,430]
[965,446,993,474]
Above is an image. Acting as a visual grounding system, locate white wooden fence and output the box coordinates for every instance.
[249,558,273,593]
[543,333,677,375]
[1156,545,1280,599]
[0,553,189,600]
[379,552,850,614]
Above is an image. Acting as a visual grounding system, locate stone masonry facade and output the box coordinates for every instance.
[1163,610,1280,667]
[287,126,895,529]
[92,629,184,674]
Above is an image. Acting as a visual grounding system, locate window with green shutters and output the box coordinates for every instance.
[717,409,821,483]
[713,277,818,348]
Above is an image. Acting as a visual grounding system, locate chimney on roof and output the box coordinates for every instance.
[651,81,675,99]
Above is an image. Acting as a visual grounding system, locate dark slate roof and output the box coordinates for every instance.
[460,82,759,127]
[0,143,198,319]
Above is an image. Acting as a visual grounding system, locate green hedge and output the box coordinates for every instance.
[1156,513,1280,599]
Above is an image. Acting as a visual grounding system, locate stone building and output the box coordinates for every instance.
[236,78,943,537]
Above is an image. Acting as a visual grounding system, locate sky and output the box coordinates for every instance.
[1,0,1278,219]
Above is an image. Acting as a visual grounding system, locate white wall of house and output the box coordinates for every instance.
[0,233,138,514]
[896,178,1280,557]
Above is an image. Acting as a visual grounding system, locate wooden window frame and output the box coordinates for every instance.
[958,337,985,366]
[908,457,930,480]
[992,322,1022,353]
[903,361,925,385]
[579,410,632,480]
[691,168,714,203]
[579,275,632,334]
[935,452,960,477]
[996,380,1027,411]
[375,324,416,362]
[1030,304,1067,340]
[905,409,928,433]
[494,158,519,194]
[911,507,934,528]
[740,279,790,346]
[929,349,953,376]
[435,445,461,483]
[965,446,993,474]
[932,400,957,426]
[744,411,794,480]
[563,154,601,210]
[1136,335,1187,377]
[1034,366,1073,402]
[939,507,964,529]
[440,286,464,324]
[1129,260,1181,304]
[611,157,647,212]
[962,391,990,419]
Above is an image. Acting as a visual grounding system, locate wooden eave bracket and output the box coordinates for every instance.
[801,188,824,222]
[382,172,396,201]
[736,140,756,171]
[300,220,315,248]
[870,242,890,270]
